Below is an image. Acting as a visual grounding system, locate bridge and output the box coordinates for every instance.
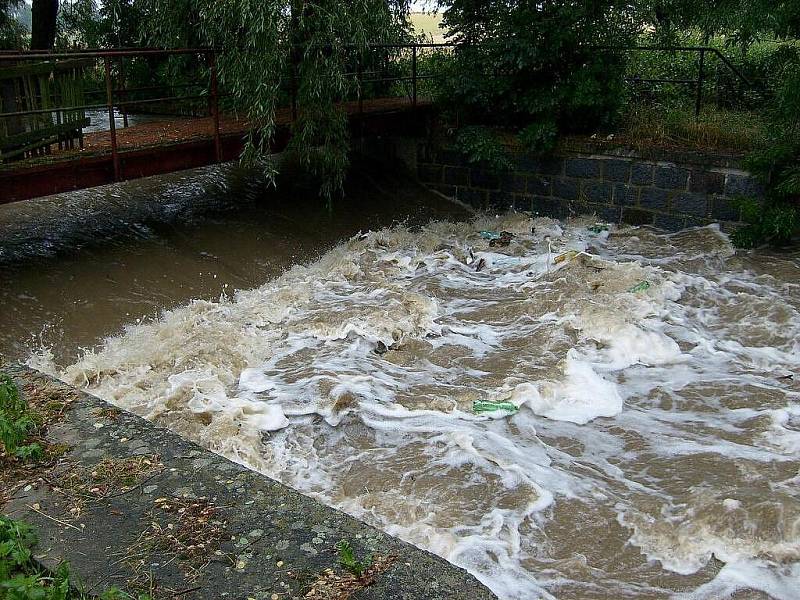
[0,45,446,204]
[0,44,753,205]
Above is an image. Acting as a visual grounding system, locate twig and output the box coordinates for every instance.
[26,503,82,532]
[174,586,202,596]
[107,469,164,499]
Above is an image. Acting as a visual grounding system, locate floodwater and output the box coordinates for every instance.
[2,164,799,599]
[83,109,185,133]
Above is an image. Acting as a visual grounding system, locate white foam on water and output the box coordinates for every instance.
[41,215,800,599]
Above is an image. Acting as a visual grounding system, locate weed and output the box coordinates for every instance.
[619,104,767,152]
[0,373,43,462]
[0,514,148,600]
[335,540,371,578]
[456,126,514,172]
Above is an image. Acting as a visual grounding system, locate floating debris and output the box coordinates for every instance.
[554,250,579,265]
[489,231,515,247]
[588,223,610,234]
[629,280,652,293]
[473,400,519,415]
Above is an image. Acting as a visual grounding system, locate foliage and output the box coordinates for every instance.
[336,540,371,578]
[0,515,145,600]
[733,65,800,247]
[437,0,634,139]
[636,0,800,45]
[518,121,558,156]
[625,32,800,111]
[0,0,26,49]
[140,0,412,204]
[0,374,42,462]
[456,126,512,171]
[58,0,147,49]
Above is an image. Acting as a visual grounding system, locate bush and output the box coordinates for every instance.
[733,66,800,247]
[0,515,143,600]
[625,32,800,111]
[0,374,41,462]
[455,126,513,171]
[439,1,633,137]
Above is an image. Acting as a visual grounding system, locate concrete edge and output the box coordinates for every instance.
[1,365,496,600]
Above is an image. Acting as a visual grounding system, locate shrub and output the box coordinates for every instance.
[439,1,633,136]
[0,374,41,462]
[0,515,143,599]
[733,66,800,247]
[455,126,513,171]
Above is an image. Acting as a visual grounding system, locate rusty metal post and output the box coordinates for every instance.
[695,48,706,120]
[412,45,418,107]
[104,56,121,181]
[118,56,129,128]
[208,51,222,163]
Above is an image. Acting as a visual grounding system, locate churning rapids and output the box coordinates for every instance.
[28,212,800,599]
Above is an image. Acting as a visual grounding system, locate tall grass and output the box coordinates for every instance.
[619,104,768,152]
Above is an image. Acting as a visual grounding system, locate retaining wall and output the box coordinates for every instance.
[416,141,764,231]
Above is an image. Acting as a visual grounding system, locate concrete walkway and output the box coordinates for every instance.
[2,366,496,600]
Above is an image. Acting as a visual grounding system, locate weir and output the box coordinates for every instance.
[1,157,798,599]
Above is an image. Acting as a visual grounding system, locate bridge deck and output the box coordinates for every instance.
[0,97,431,204]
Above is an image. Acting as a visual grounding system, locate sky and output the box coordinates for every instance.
[411,1,438,11]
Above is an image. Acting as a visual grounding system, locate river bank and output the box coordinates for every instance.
[1,365,495,599]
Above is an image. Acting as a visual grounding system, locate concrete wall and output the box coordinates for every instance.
[416,142,764,231]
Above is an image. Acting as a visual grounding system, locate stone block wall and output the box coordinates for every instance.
[416,144,764,231]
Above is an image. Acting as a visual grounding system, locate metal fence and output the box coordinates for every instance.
[0,43,756,176]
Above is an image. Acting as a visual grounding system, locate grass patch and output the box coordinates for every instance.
[617,104,768,153]
[0,374,42,462]
[0,373,77,505]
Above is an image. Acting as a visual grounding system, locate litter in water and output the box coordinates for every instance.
[553,250,579,264]
[628,280,652,293]
[489,231,515,247]
[473,400,519,415]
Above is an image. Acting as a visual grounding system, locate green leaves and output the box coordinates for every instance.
[0,374,40,461]
[439,1,632,137]
[456,126,513,171]
[518,121,558,156]
[140,0,411,201]
[336,540,371,578]
[1,515,145,599]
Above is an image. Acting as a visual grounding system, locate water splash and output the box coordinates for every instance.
[46,213,800,599]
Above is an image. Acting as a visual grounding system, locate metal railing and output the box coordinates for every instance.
[0,44,458,178]
[598,45,755,118]
[0,43,756,178]
[0,48,221,180]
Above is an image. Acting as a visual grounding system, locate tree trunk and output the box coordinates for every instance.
[31,0,58,50]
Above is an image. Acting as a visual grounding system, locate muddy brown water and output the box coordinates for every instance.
[1,163,798,600]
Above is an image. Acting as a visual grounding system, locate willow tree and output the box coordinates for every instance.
[142,0,411,202]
